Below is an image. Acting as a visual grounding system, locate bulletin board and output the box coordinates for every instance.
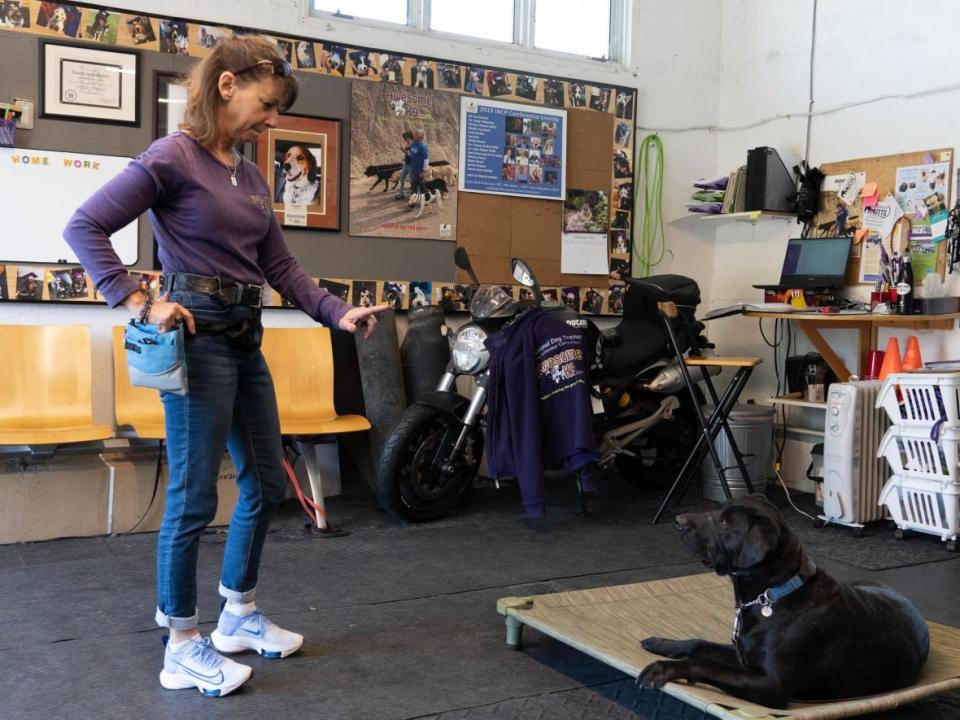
[816,147,953,285]
[456,108,618,292]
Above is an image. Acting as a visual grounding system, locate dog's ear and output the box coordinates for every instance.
[737,513,781,569]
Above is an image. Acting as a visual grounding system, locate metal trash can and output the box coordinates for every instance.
[700,404,775,501]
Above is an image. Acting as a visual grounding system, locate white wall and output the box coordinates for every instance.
[709,0,960,379]
[692,0,960,485]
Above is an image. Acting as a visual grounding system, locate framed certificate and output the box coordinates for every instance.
[41,41,140,126]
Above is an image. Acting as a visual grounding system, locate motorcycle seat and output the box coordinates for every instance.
[626,275,701,305]
[602,318,669,378]
[600,327,622,347]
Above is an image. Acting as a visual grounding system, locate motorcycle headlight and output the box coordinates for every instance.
[451,324,489,374]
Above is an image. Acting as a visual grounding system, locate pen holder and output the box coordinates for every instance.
[870,290,894,314]
[0,119,14,148]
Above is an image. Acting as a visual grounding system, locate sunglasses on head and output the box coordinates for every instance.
[234,57,292,78]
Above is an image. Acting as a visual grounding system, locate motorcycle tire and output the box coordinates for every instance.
[377,403,482,523]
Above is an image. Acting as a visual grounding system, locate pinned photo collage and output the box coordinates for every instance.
[46,267,91,301]
[546,286,609,315]
[5,7,636,121]
[607,96,635,311]
[0,265,625,315]
[502,115,560,187]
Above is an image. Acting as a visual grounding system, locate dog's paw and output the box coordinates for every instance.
[636,660,686,689]
[640,637,690,659]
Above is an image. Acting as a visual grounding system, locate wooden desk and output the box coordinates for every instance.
[742,311,960,381]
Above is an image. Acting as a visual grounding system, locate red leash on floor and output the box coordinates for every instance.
[282,456,327,528]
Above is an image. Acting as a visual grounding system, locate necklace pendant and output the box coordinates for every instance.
[231,176,238,187]
[761,605,773,618]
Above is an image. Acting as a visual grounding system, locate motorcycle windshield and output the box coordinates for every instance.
[470,285,517,319]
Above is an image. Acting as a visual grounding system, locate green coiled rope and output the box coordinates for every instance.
[635,133,665,277]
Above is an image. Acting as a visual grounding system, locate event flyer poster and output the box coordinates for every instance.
[458,97,566,200]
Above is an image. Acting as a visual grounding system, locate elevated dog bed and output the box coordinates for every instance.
[497,574,960,719]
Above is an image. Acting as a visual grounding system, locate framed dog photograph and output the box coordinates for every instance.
[41,41,139,126]
[255,114,341,231]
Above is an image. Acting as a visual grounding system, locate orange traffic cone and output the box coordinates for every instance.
[878,337,904,380]
[902,336,923,371]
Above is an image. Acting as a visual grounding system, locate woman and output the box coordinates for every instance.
[64,35,386,697]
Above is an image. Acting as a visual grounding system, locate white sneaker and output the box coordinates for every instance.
[211,609,304,659]
[159,636,252,697]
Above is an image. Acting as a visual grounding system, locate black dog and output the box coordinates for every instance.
[365,160,453,193]
[638,494,929,708]
[365,163,404,192]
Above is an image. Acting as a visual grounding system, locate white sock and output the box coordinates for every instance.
[224,599,256,616]
[168,635,198,653]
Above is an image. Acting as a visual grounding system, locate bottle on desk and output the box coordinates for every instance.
[896,254,914,315]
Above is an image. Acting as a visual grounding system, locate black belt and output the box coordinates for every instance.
[163,273,263,308]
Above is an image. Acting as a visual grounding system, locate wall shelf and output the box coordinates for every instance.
[669,210,797,226]
[769,395,827,410]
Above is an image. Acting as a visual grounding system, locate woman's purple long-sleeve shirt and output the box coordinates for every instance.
[63,132,351,327]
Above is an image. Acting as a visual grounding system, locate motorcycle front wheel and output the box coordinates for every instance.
[377,403,482,522]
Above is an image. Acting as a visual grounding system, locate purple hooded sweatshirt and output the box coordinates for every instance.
[63,132,351,327]
[484,309,597,517]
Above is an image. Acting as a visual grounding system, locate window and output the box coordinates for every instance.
[310,0,627,64]
[430,0,515,44]
[312,0,408,25]
[534,0,611,60]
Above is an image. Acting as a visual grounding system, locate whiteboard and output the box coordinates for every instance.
[0,147,138,265]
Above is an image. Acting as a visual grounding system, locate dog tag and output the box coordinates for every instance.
[231,176,238,187]
[761,605,773,618]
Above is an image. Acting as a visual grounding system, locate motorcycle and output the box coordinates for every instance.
[376,248,716,522]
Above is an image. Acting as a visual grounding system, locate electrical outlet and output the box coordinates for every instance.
[15,99,34,129]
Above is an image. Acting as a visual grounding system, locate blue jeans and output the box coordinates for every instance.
[396,162,410,196]
[156,291,286,630]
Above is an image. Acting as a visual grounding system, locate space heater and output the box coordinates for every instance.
[821,381,890,526]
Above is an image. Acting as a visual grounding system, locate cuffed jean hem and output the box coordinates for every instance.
[155,607,199,631]
[219,582,256,604]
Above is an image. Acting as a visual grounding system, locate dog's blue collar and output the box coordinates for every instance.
[740,559,817,611]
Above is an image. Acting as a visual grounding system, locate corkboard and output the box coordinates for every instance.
[818,148,954,285]
[456,109,616,287]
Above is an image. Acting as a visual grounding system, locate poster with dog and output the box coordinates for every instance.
[380,281,408,310]
[1,1,30,28]
[46,267,90,300]
[82,8,118,44]
[122,14,155,45]
[409,281,433,309]
[460,96,566,200]
[255,114,341,230]
[36,3,81,37]
[16,267,43,300]
[349,81,460,241]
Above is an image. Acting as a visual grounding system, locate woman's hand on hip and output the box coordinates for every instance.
[151,295,196,334]
[338,303,389,338]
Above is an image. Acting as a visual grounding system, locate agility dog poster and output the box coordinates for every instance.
[459,96,566,200]
[255,114,341,230]
[349,81,459,241]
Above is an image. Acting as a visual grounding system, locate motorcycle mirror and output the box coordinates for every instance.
[511,259,537,287]
[454,247,480,286]
[511,258,543,306]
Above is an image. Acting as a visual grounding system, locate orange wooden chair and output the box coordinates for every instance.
[0,325,112,446]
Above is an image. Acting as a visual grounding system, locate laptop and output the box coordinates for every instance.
[753,237,852,291]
